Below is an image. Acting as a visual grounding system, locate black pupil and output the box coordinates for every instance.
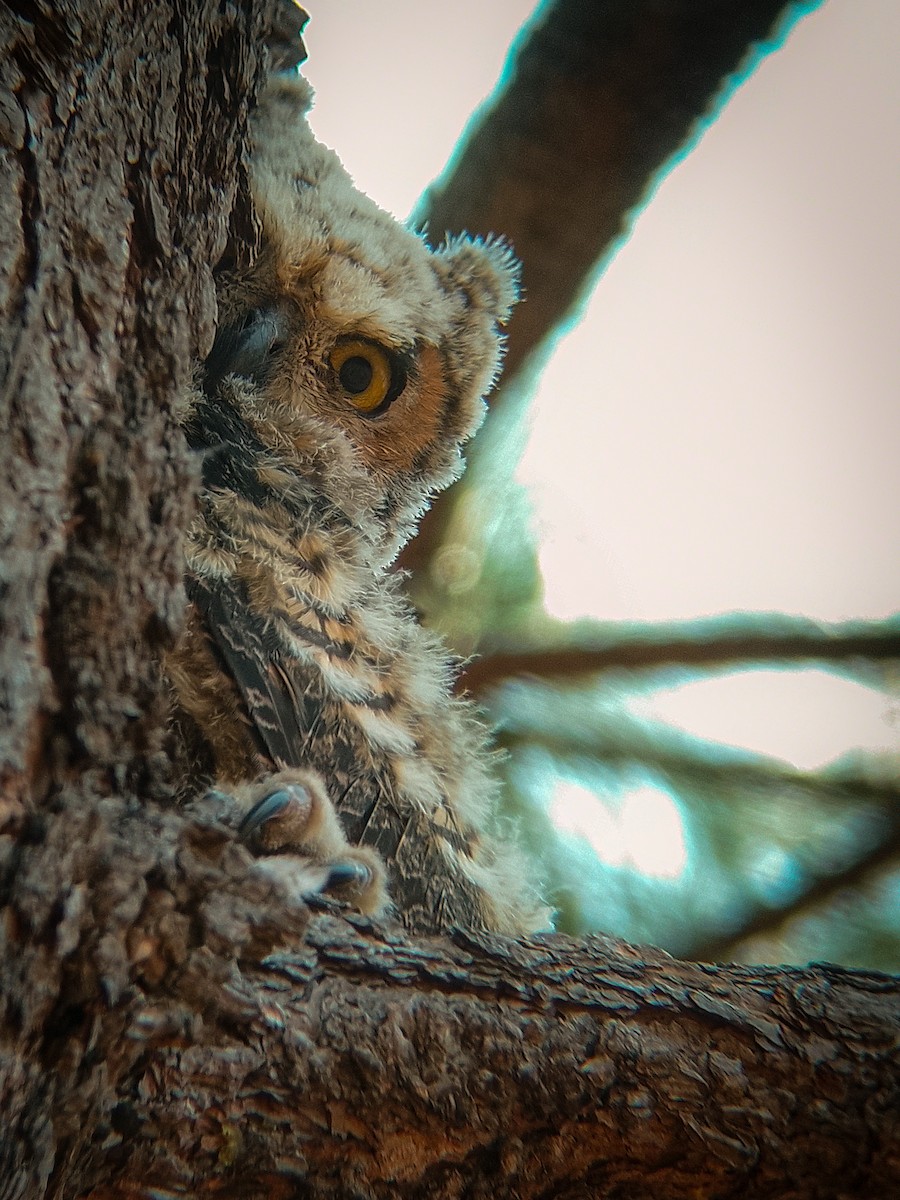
[339,355,374,395]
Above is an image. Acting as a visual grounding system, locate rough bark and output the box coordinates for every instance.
[82,915,900,1199]
[0,0,288,1193]
[0,3,897,1199]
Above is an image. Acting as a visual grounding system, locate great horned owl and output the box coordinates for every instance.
[167,73,547,936]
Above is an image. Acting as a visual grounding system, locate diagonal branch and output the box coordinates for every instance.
[681,811,900,964]
[416,0,809,389]
[405,0,813,575]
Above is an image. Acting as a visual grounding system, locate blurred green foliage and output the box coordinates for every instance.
[409,406,900,972]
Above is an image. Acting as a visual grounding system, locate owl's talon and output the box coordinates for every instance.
[236,772,337,854]
[323,859,372,892]
[196,770,390,917]
[318,846,388,915]
[238,785,311,839]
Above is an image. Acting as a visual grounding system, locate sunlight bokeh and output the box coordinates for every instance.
[548,779,688,880]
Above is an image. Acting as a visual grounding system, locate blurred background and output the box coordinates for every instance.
[302,0,900,968]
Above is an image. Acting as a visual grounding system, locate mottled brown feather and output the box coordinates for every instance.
[167,75,548,936]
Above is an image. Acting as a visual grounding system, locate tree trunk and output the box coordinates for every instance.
[0,3,897,1198]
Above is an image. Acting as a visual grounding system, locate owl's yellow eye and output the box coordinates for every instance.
[329,338,405,414]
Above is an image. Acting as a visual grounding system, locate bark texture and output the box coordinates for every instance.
[83,914,900,1199]
[0,3,897,1198]
[0,0,291,1194]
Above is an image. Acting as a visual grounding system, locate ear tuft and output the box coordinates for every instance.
[435,235,521,325]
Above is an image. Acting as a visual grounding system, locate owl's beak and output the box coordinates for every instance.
[203,307,286,394]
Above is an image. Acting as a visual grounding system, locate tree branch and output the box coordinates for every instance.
[404,0,811,576]
[417,0,806,389]
[460,617,900,694]
[499,725,900,812]
[681,812,900,964]
[83,913,900,1198]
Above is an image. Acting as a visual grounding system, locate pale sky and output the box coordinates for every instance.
[518,0,900,628]
[302,2,899,778]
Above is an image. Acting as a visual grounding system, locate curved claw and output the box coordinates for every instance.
[238,785,311,839]
[319,848,388,916]
[323,860,372,892]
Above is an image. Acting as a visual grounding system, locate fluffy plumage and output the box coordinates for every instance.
[167,74,547,936]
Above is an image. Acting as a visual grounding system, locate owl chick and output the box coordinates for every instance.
[167,73,548,936]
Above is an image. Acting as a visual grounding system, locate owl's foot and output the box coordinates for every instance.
[200,769,389,917]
